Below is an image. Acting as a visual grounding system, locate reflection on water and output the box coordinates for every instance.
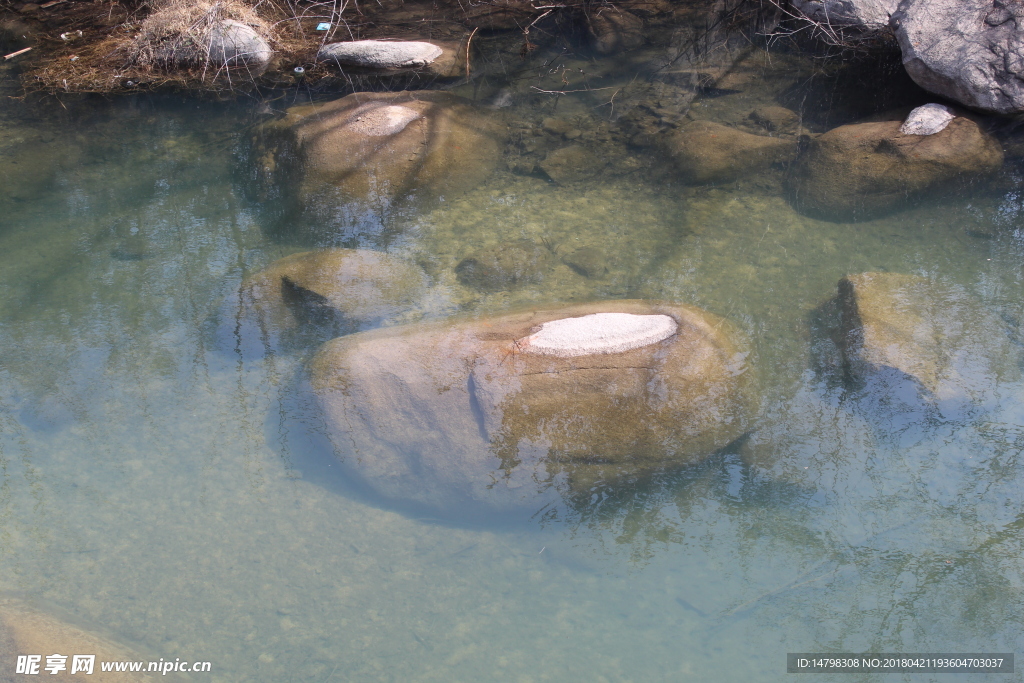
[1,42,1024,682]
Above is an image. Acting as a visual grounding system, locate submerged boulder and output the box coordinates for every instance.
[0,598,158,682]
[894,0,1024,114]
[586,7,645,54]
[257,91,503,225]
[562,246,609,279]
[309,300,758,513]
[235,248,429,338]
[661,120,796,184]
[787,114,1002,219]
[454,240,552,291]
[748,106,802,135]
[836,272,1019,404]
[538,145,606,184]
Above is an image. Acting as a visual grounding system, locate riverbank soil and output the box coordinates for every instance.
[0,0,771,95]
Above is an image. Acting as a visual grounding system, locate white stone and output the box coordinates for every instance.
[520,313,678,358]
[347,104,421,136]
[900,103,956,135]
[318,40,443,69]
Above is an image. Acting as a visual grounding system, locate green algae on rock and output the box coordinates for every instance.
[308,300,758,513]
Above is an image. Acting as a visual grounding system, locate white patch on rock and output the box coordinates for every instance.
[347,105,422,136]
[521,313,678,357]
[318,40,443,69]
[900,103,956,135]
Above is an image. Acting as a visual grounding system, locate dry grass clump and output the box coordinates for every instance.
[128,0,274,68]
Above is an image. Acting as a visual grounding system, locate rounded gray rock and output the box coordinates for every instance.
[900,103,956,135]
[318,40,443,69]
[207,19,272,69]
[894,0,1024,114]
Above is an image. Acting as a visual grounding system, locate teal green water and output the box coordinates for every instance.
[2,47,1024,682]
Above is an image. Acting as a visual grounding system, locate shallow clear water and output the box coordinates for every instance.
[2,45,1024,682]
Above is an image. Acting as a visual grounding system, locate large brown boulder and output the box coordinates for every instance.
[836,272,1019,404]
[788,115,1003,220]
[660,120,796,184]
[0,598,159,681]
[231,248,429,343]
[256,91,503,224]
[309,300,758,513]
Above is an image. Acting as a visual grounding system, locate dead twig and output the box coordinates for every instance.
[464,26,478,82]
[4,47,33,60]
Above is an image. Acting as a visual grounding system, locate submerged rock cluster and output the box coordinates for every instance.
[209,0,1021,517]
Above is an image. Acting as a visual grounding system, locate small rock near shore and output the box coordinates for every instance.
[318,40,442,68]
[900,103,956,135]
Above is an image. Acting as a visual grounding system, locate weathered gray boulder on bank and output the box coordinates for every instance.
[836,272,1019,406]
[894,0,1024,114]
[309,300,758,514]
[787,113,1003,219]
[792,0,897,33]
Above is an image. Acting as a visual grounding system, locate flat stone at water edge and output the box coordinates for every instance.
[318,40,444,69]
